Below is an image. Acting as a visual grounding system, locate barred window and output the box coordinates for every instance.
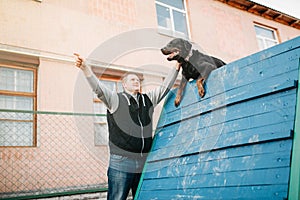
[93,79,123,146]
[0,64,37,147]
[155,0,189,38]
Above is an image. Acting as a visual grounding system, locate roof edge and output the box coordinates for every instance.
[217,0,300,30]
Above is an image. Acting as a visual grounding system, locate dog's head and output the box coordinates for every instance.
[161,38,192,61]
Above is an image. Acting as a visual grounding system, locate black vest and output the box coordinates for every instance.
[107,92,154,158]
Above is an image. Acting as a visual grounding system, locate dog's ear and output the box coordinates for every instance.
[183,40,192,52]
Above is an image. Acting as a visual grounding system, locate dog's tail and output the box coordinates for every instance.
[213,58,226,68]
[220,60,226,66]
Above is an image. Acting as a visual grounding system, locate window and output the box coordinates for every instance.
[93,79,123,146]
[0,64,37,147]
[254,24,279,50]
[155,0,189,38]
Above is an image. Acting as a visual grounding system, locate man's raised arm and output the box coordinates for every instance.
[74,53,119,113]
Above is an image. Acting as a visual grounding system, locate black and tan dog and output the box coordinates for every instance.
[161,38,226,107]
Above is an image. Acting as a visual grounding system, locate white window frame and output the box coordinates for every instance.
[254,24,279,50]
[155,0,191,39]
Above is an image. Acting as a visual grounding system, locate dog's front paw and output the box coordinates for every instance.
[198,87,205,98]
[196,78,205,98]
[174,97,181,107]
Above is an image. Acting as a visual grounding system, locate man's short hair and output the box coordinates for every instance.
[121,72,141,83]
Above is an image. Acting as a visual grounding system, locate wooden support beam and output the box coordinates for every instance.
[288,58,300,200]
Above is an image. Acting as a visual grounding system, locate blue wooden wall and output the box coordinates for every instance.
[136,36,300,200]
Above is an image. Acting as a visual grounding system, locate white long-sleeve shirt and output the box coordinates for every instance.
[81,62,179,113]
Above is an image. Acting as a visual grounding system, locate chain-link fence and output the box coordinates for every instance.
[0,109,109,199]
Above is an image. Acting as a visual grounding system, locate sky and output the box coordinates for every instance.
[251,0,300,19]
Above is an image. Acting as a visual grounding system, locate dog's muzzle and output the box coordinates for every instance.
[161,48,180,60]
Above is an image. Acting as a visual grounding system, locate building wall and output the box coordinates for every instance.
[0,0,300,197]
[187,0,300,62]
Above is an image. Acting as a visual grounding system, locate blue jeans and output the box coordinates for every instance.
[107,154,146,200]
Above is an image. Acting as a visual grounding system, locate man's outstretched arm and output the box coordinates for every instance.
[74,53,119,113]
[147,63,180,106]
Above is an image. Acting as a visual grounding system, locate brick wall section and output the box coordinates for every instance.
[88,0,137,25]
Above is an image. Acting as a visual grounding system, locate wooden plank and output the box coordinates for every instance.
[145,140,293,177]
[141,167,290,190]
[145,150,291,179]
[149,139,292,165]
[137,185,288,200]
[228,36,300,70]
[160,48,300,117]
[154,118,293,152]
[288,58,300,200]
[155,89,296,142]
[153,120,293,152]
[150,110,294,161]
[187,55,299,104]
[159,72,298,126]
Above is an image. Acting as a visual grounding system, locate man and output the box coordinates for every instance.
[74,53,180,200]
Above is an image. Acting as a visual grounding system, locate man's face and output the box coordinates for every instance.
[123,74,140,94]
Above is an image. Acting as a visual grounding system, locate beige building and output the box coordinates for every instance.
[0,0,299,198]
